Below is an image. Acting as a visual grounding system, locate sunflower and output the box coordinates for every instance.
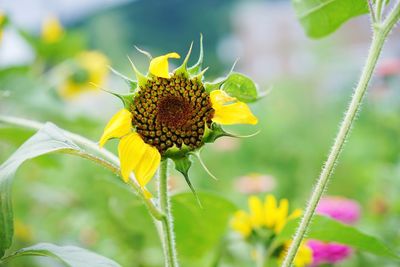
[99,41,258,196]
[59,51,109,98]
[231,195,312,267]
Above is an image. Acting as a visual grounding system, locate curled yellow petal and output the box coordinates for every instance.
[248,196,264,228]
[264,194,277,228]
[149,52,180,78]
[99,109,132,147]
[118,132,161,188]
[41,15,64,43]
[210,90,258,125]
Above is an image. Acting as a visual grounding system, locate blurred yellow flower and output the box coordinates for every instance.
[230,195,301,238]
[14,219,33,242]
[0,11,6,43]
[100,51,258,197]
[60,51,109,98]
[280,241,313,267]
[42,15,64,44]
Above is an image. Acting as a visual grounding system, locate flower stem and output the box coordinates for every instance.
[158,159,179,267]
[281,4,400,266]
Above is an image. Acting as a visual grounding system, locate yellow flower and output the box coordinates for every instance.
[280,241,313,267]
[231,195,301,238]
[60,51,109,98]
[14,219,33,242]
[0,11,6,43]
[99,47,258,197]
[42,15,65,44]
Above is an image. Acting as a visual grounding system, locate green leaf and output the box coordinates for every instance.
[221,72,259,103]
[292,0,369,38]
[2,243,121,267]
[0,123,80,257]
[277,215,400,260]
[172,193,236,261]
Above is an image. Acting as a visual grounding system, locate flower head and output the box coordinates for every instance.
[41,15,65,44]
[59,51,109,98]
[308,196,361,266]
[231,195,311,267]
[231,195,301,238]
[99,39,259,196]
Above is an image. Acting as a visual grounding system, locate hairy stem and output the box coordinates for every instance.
[281,4,400,266]
[0,115,163,220]
[158,160,179,267]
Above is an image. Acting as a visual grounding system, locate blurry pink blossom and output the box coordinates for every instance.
[308,196,361,267]
[234,173,276,194]
[316,196,361,225]
[376,58,400,77]
[213,138,240,152]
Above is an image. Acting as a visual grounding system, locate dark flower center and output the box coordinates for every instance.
[131,74,214,154]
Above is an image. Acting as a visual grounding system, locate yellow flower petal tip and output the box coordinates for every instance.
[118,133,161,187]
[142,187,153,199]
[42,15,64,43]
[149,52,180,78]
[210,90,258,125]
[99,109,132,147]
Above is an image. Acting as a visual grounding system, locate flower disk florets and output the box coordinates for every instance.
[131,74,214,154]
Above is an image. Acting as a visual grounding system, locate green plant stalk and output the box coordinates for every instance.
[281,3,400,266]
[0,115,164,220]
[158,160,179,267]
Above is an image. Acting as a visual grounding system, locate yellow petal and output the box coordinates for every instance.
[149,52,180,78]
[264,194,277,228]
[230,210,252,238]
[118,132,161,187]
[280,241,313,267]
[288,208,302,220]
[41,15,64,43]
[248,196,264,228]
[99,109,132,147]
[274,198,289,233]
[210,90,258,125]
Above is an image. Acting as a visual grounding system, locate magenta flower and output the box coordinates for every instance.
[308,196,361,266]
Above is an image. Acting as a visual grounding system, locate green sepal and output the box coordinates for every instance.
[109,66,138,92]
[202,123,232,143]
[101,89,136,109]
[174,42,193,77]
[204,77,226,93]
[127,56,148,87]
[188,34,204,76]
[163,144,192,159]
[172,156,202,207]
[221,72,259,103]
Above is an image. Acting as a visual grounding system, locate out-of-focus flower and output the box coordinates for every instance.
[234,173,276,194]
[308,240,352,267]
[59,51,109,98]
[213,137,240,152]
[14,219,33,242]
[231,195,312,267]
[99,41,258,198]
[308,196,361,266]
[280,241,313,267]
[370,195,389,215]
[316,196,360,225]
[41,15,65,44]
[0,11,7,43]
[376,58,400,78]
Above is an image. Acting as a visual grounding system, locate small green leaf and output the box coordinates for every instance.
[292,0,369,38]
[0,123,80,257]
[221,72,259,103]
[172,193,236,261]
[2,243,121,267]
[277,215,400,260]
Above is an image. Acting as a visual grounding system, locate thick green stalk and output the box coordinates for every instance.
[158,160,179,267]
[281,3,400,266]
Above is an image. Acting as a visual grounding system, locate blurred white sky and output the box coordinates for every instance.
[1,0,132,30]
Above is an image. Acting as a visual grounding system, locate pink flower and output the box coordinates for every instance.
[376,58,400,77]
[234,173,276,194]
[316,196,361,225]
[308,196,361,266]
